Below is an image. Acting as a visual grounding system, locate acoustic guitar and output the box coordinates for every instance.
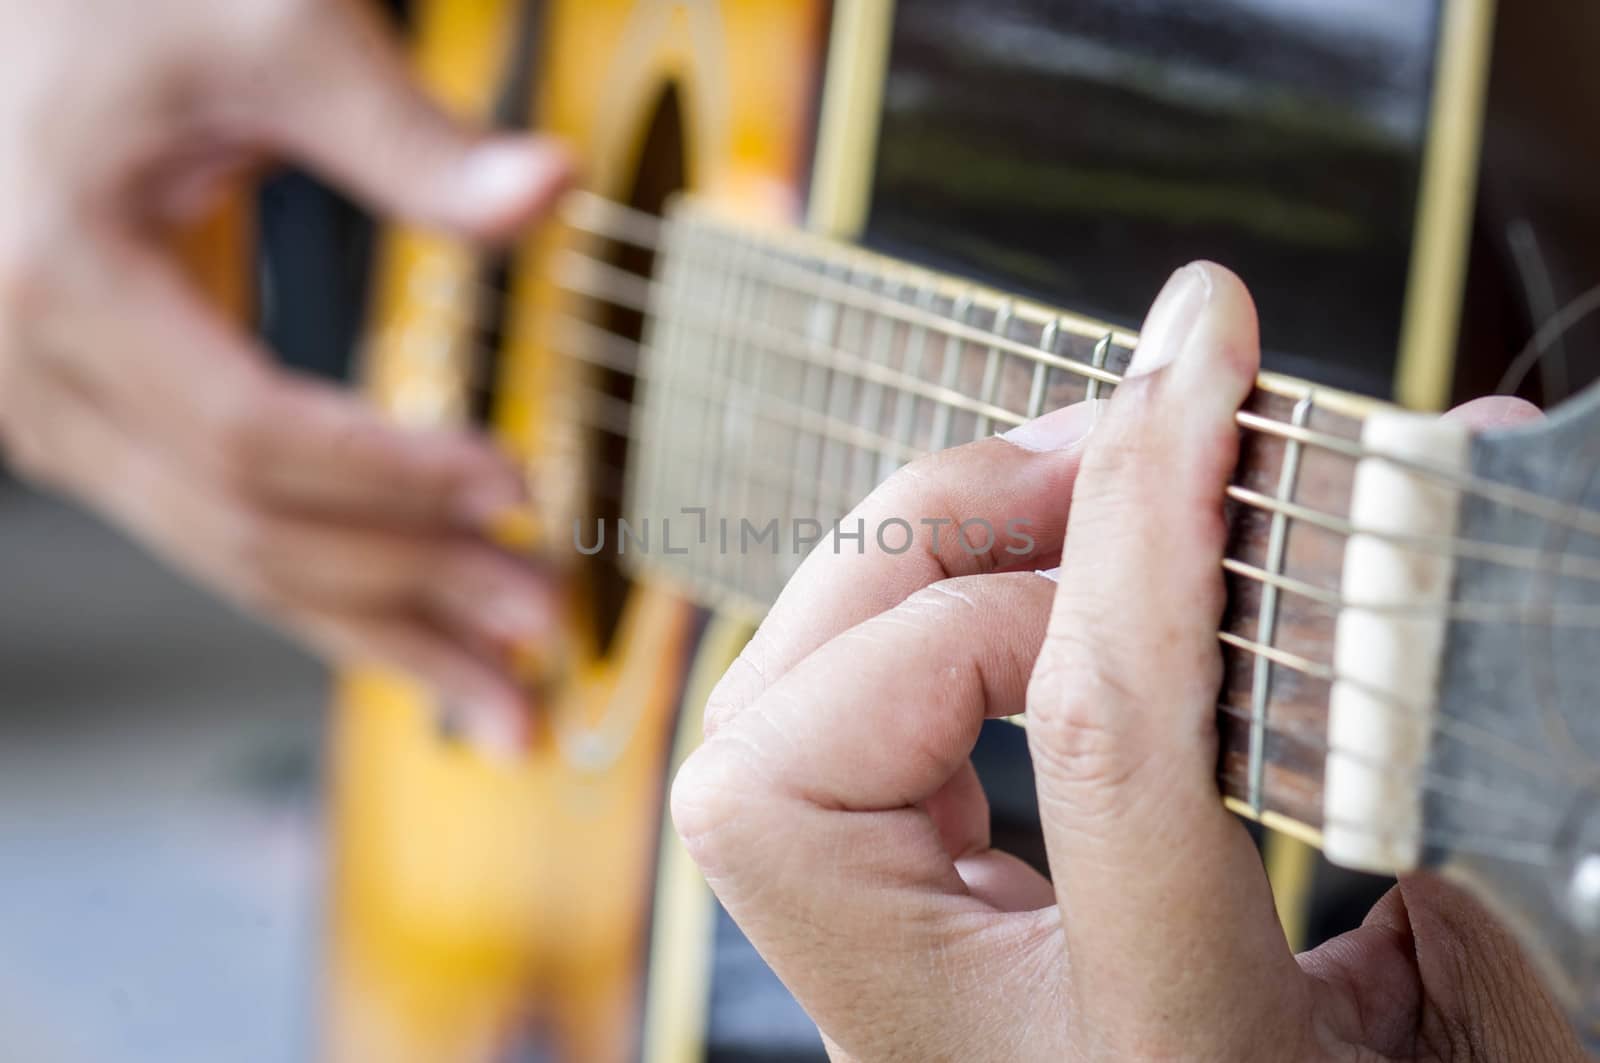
[329,1,1600,1059]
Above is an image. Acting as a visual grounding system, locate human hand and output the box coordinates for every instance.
[0,0,570,751]
[671,264,1580,1060]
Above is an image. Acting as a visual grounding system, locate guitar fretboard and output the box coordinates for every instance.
[559,195,1392,847]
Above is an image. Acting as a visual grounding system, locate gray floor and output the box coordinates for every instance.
[0,477,327,1063]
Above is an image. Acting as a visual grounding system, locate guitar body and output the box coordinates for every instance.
[326,3,824,1061]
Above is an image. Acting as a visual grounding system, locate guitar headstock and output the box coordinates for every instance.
[1421,382,1600,1042]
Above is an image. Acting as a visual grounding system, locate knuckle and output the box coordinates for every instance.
[1026,634,1144,794]
[670,738,760,874]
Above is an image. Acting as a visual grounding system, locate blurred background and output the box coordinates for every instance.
[0,469,325,1063]
[0,167,373,1063]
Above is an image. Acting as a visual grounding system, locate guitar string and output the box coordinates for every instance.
[554,193,1600,547]
[584,250,1600,550]
[1211,703,1553,822]
[372,311,1566,790]
[379,271,1600,610]
[403,246,1600,598]
[1221,558,1600,626]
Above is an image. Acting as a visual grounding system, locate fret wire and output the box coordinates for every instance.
[891,280,937,468]
[644,226,685,570]
[666,227,702,549]
[870,277,910,485]
[720,235,748,589]
[759,244,803,595]
[670,226,706,580]
[1028,319,1057,420]
[821,259,857,533]
[624,219,670,537]
[798,259,843,574]
[761,254,795,599]
[932,295,974,450]
[759,237,798,595]
[695,226,741,585]
[650,223,692,562]
[1246,392,1313,815]
[854,273,894,498]
[1086,332,1113,402]
[974,299,1012,439]
[826,265,865,504]
[728,235,771,589]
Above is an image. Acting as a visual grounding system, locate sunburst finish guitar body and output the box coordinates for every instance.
[326,1,1600,1060]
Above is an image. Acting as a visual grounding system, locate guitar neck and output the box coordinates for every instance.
[562,195,1397,848]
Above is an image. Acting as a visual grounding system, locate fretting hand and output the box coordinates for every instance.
[671,264,1580,1061]
[0,0,570,752]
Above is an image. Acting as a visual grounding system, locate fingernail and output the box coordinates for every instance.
[1128,264,1212,377]
[457,141,557,217]
[1001,399,1102,452]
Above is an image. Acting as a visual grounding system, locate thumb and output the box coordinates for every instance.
[253,0,571,238]
[1026,263,1311,1057]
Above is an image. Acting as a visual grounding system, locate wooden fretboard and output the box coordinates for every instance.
[560,196,1390,848]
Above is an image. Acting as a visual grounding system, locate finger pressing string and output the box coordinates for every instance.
[1028,263,1313,1059]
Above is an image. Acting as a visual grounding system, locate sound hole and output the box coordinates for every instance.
[583,84,686,655]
